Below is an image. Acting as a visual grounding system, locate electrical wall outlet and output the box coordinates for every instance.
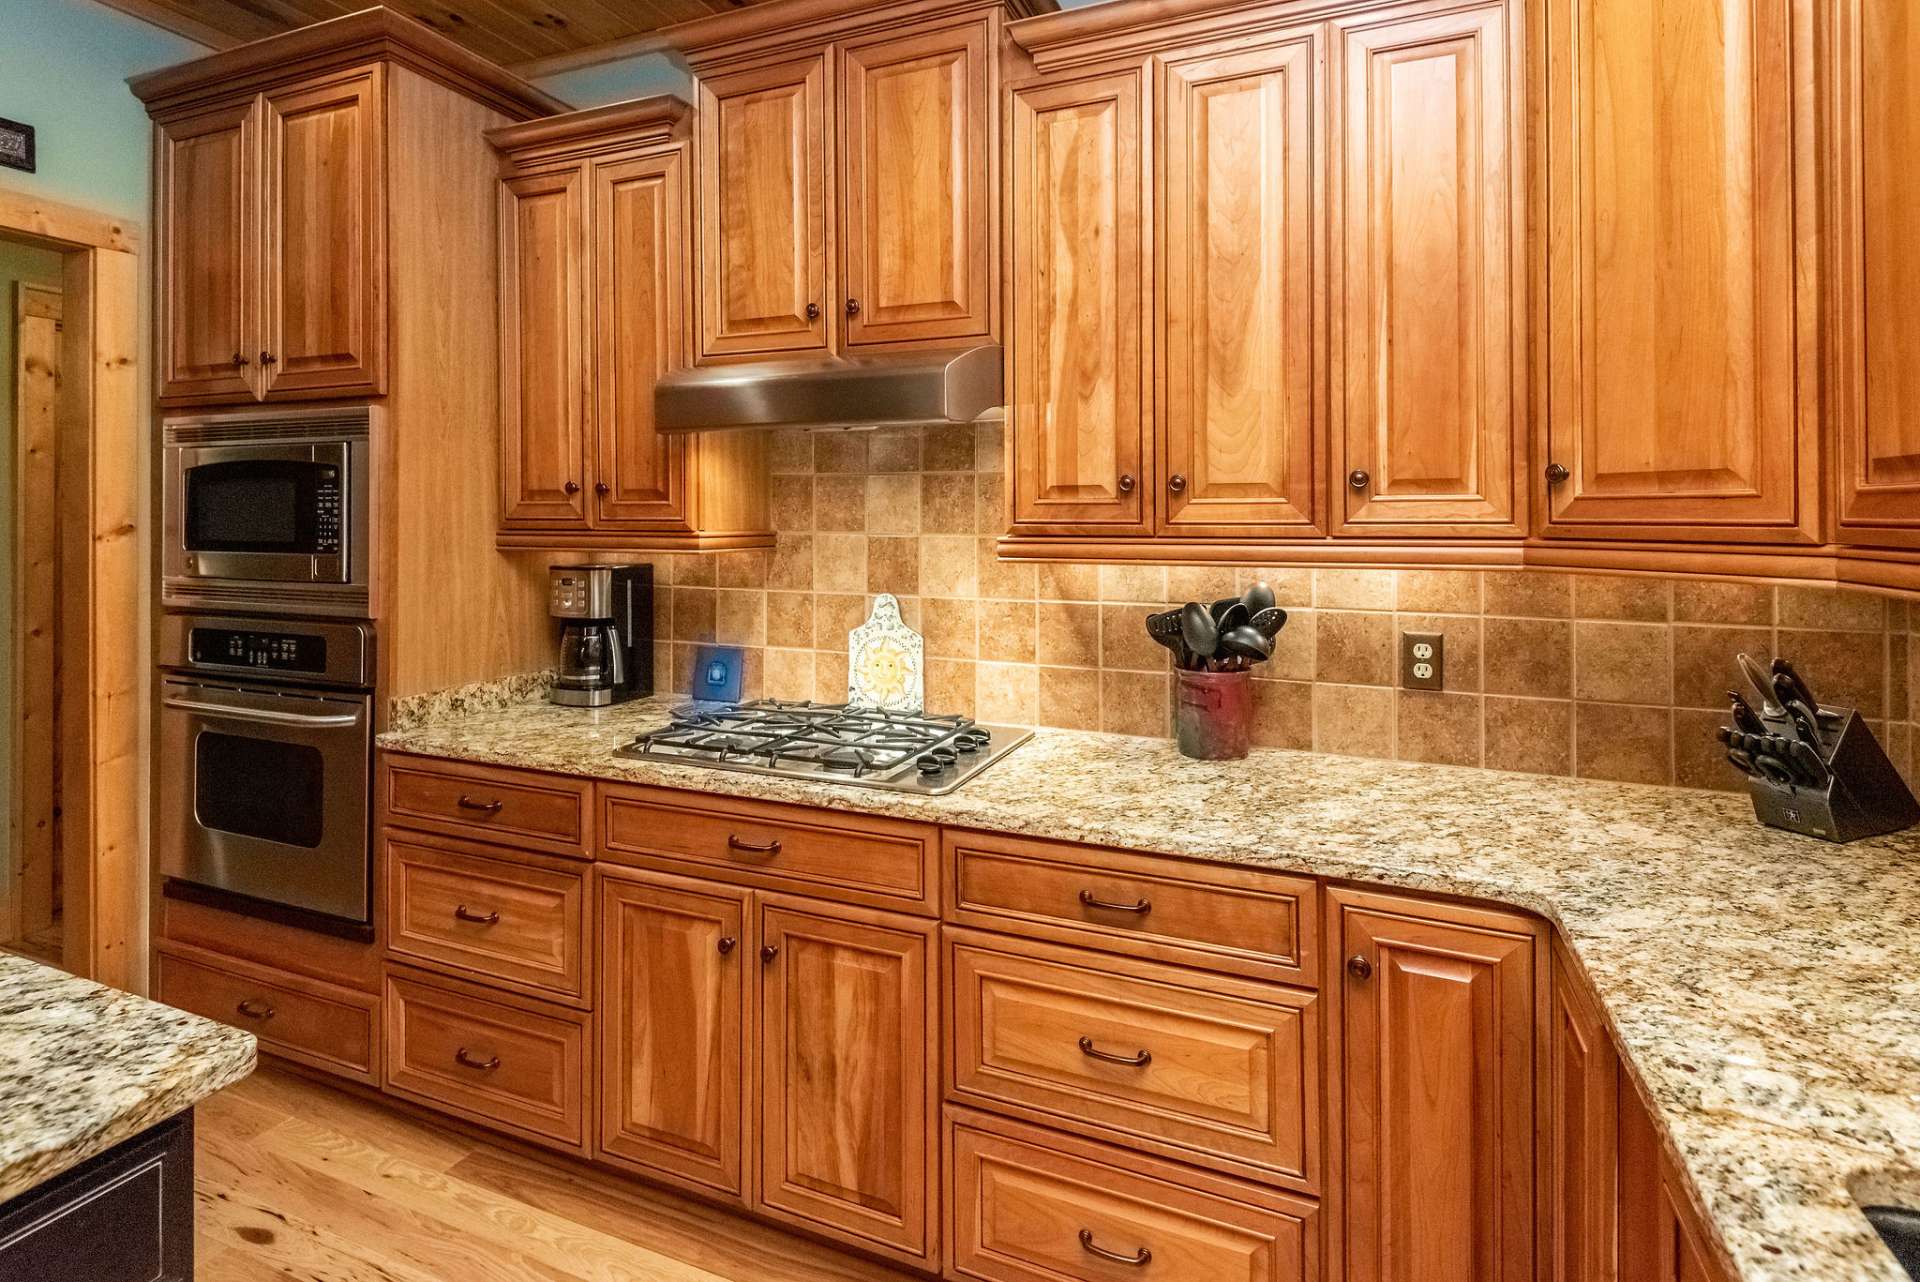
[1401,631,1444,691]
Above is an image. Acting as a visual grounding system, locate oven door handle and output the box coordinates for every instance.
[161,696,363,729]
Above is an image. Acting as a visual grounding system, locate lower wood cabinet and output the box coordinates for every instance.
[155,941,379,1085]
[1331,887,1542,1282]
[596,867,750,1201]
[1618,1070,1722,1282]
[756,897,939,1265]
[947,1109,1320,1282]
[1549,937,1618,1282]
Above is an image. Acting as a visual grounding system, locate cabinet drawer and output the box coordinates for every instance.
[383,969,589,1154]
[949,932,1318,1190]
[381,754,590,858]
[600,784,937,914]
[155,943,377,1084]
[946,830,1317,983]
[385,833,588,1002]
[948,1111,1320,1282]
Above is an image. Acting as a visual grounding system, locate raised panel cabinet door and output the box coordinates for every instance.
[756,899,935,1263]
[1542,0,1808,539]
[698,56,832,358]
[591,150,690,528]
[1335,3,1519,536]
[1335,889,1539,1282]
[1834,0,1920,544]
[839,20,992,346]
[1008,69,1151,533]
[1160,34,1323,535]
[1549,939,1618,1282]
[158,100,258,402]
[260,69,386,398]
[1617,1073,1728,1282]
[597,870,749,1200]
[499,167,589,526]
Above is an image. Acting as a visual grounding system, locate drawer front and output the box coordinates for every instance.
[384,970,589,1152]
[386,834,587,1001]
[601,785,936,914]
[382,755,590,857]
[155,944,377,1083]
[950,934,1319,1189]
[947,830,1317,983]
[948,1113,1319,1282]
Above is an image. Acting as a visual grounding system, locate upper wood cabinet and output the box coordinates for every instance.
[698,57,834,358]
[1332,887,1541,1282]
[1832,0,1920,548]
[692,14,996,362]
[156,69,386,404]
[1540,0,1814,542]
[1007,67,1151,534]
[1158,34,1323,537]
[492,100,771,551]
[755,898,936,1266]
[598,868,749,1202]
[1335,3,1520,537]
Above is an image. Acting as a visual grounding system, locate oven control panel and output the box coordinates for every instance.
[189,626,330,675]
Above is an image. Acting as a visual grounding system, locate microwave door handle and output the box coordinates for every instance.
[160,696,362,729]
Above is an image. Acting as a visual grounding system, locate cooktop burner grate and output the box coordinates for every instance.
[615,699,1029,794]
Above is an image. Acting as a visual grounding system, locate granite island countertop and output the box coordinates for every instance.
[381,693,1920,1282]
[0,951,256,1202]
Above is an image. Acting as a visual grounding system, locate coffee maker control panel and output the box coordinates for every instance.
[550,569,600,619]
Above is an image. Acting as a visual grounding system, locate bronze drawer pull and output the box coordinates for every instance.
[1078,889,1151,915]
[1078,1229,1151,1267]
[456,794,504,814]
[235,998,275,1020]
[760,943,779,964]
[454,904,499,925]
[727,834,782,856]
[455,1047,500,1071]
[1078,1035,1151,1068]
[717,936,737,955]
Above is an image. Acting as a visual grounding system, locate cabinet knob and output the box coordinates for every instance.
[845,298,861,316]
[1347,954,1373,981]
[805,302,821,322]
[1544,462,1570,486]
[235,998,275,1020]
[594,481,610,496]
[1118,474,1136,494]
[259,351,277,366]
[231,353,249,367]
[564,480,580,495]
[1348,469,1371,491]
[1167,474,1187,494]
[717,936,736,955]
[760,943,780,964]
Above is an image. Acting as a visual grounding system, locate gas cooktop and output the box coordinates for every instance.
[614,699,1030,795]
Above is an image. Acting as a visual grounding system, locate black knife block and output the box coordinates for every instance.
[1741,705,1920,843]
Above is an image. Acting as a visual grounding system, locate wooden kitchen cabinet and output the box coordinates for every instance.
[597,868,750,1201]
[155,69,385,404]
[756,897,938,1265]
[1006,67,1151,534]
[1549,937,1618,1282]
[1332,887,1541,1282]
[1158,33,1323,537]
[1539,0,1814,542]
[1832,0,1920,547]
[1334,1,1521,537]
[492,99,770,549]
[1618,1071,1726,1282]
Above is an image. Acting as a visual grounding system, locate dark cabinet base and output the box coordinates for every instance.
[0,1111,194,1282]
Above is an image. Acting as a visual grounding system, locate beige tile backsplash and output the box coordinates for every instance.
[602,423,1919,794]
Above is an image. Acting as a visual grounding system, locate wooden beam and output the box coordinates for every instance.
[0,190,138,253]
[88,0,240,50]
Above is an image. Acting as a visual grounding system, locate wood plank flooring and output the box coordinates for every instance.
[195,1065,922,1282]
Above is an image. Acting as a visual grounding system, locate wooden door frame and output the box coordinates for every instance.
[0,189,142,989]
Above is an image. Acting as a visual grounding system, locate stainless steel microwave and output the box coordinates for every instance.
[162,407,376,617]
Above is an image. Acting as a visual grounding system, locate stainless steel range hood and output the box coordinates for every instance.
[655,344,1002,434]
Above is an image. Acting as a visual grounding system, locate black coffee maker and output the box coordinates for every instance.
[549,564,652,707]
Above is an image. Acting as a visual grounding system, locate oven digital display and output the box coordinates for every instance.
[189,627,329,674]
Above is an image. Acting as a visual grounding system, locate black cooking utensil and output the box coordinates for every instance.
[1247,606,1288,638]
[1240,581,1276,615]
[1179,602,1219,669]
[1208,597,1239,622]
[1214,601,1250,633]
[1220,624,1273,666]
[1145,610,1188,667]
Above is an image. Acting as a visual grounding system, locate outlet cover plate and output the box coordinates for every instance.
[1401,631,1444,691]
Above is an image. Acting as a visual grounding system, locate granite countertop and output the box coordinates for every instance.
[381,693,1920,1282]
[0,952,256,1202]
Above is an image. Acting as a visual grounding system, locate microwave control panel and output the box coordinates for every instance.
[315,467,342,554]
[189,627,330,675]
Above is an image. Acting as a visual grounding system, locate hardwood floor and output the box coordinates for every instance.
[195,1064,922,1282]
